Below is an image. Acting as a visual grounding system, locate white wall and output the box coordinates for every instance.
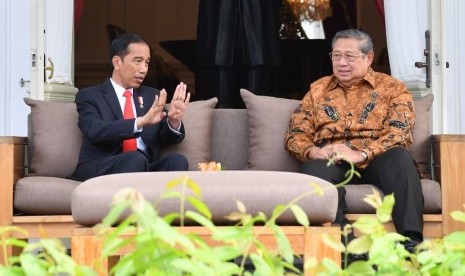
[0,0,31,136]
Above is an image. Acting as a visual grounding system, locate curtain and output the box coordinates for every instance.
[45,0,73,85]
[74,0,84,33]
[384,0,427,82]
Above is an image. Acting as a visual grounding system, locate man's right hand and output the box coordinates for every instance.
[137,89,168,128]
[308,146,334,160]
[308,144,366,164]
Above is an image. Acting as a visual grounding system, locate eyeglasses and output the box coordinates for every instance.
[329,52,365,62]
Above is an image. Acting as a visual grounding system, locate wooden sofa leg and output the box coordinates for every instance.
[304,227,341,275]
[71,228,108,275]
[71,226,341,275]
[0,239,24,265]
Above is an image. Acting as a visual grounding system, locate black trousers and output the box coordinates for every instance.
[72,152,188,182]
[300,147,424,236]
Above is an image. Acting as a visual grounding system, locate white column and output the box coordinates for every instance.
[429,0,446,134]
[444,0,465,134]
[44,0,77,102]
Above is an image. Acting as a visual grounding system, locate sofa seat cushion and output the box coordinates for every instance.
[345,179,441,214]
[14,177,81,215]
[72,171,338,227]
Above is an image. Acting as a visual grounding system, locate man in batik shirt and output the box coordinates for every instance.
[285,29,423,254]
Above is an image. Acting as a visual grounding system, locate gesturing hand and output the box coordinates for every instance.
[167,82,191,129]
[137,89,168,128]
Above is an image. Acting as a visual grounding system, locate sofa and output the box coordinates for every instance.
[1,88,465,265]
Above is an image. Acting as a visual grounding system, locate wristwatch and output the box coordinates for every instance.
[360,151,368,161]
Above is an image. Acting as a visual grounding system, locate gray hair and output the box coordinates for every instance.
[331,29,373,54]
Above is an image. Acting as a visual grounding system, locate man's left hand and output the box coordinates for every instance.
[329,144,366,164]
[168,82,191,129]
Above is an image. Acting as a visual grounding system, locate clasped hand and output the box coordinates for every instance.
[138,82,191,129]
[310,144,365,164]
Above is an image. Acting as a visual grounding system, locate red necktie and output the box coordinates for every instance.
[122,90,137,152]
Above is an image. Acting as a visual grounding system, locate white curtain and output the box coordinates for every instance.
[45,0,73,85]
[384,0,427,82]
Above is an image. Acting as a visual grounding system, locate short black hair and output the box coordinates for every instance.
[109,33,149,63]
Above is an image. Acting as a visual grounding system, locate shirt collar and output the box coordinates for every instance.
[328,67,376,90]
[110,78,133,98]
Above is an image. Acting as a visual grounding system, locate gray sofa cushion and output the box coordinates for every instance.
[161,97,218,170]
[210,109,249,170]
[345,179,441,214]
[24,98,81,178]
[25,97,218,176]
[72,171,338,227]
[240,89,300,172]
[410,94,434,178]
[14,176,81,215]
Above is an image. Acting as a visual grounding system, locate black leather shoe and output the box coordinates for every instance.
[403,239,420,254]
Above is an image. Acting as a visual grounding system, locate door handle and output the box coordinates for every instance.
[44,57,54,80]
[414,30,431,87]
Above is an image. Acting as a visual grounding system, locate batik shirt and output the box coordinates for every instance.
[285,68,415,169]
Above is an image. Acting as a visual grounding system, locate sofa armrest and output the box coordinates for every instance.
[432,134,465,234]
[0,136,27,226]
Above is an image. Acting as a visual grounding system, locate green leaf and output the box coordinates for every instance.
[185,211,215,228]
[187,196,212,219]
[236,199,247,213]
[0,226,29,237]
[352,215,384,235]
[19,253,47,276]
[308,182,323,196]
[186,178,202,197]
[165,176,183,189]
[212,227,250,242]
[249,253,274,276]
[322,233,345,252]
[224,211,248,222]
[270,224,294,264]
[211,246,243,261]
[4,238,28,248]
[451,210,465,223]
[158,190,181,200]
[444,231,465,250]
[376,193,395,223]
[346,259,376,275]
[101,201,131,226]
[271,204,286,220]
[290,204,309,227]
[362,189,383,209]
[163,212,180,224]
[347,235,372,255]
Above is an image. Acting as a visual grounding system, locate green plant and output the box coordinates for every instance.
[3,157,465,275]
[0,226,95,276]
[96,175,327,275]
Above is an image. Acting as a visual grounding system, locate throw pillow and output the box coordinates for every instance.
[240,89,300,172]
[24,98,82,178]
[410,94,434,177]
[161,97,218,170]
